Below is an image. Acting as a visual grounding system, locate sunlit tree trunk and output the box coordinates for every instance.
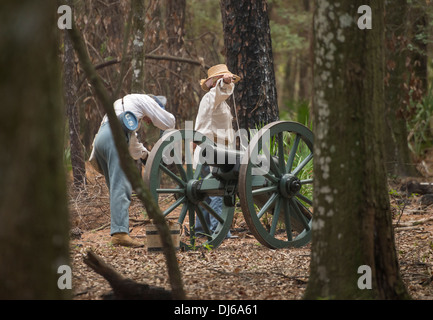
[304,1,410,299]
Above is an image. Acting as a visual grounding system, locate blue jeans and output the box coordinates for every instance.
[195,166,232,238]
[93,123,131,235]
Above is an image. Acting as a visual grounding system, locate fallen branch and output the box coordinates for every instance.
[83,249,172,300]
[91,222,110,232]
[394,217,433,228]
[401,181,433,195]
[394,226,422,232]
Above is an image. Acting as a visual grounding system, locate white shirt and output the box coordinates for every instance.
[193,79,235,169]
[91,94,176,161]
[194,79,235,146]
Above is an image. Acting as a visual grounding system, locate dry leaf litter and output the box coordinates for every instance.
[69,164,433,300]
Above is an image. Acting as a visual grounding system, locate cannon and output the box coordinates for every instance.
[143,121,313,250]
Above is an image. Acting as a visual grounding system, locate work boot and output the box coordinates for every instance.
[110,233,144,248]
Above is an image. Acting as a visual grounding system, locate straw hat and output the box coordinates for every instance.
[200,64,241,91]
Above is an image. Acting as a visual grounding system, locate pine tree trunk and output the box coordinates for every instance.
[64,12,86,188]
[0,0,70,299]
[409,6,428,93]
[131,0,146,94]
[304,1,410,299]
[165,0,188,123]
[220,0,279,131]
[383,0,419,177]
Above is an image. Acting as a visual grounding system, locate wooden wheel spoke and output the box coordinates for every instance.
[195,204,212,239]
[257,193,278,219]
[159,163,186,187]
[156,188,185,194]
[289,198,310,231]
[187,206,196,246]
[177,203,188,224]
[286,134,301,173]
[263,171,279,184]
[169,149,187,182]
[199,200,225,225]
[251,185,278,196]
[277,132,286,174]
[193,163,203,180]
[295,198,313,217]
[251,163,279,184]
[162,196,185,217]
[270,197,282,236]
[269,155,282,177]
[282,198,293,241]
[301,178,313,185]
[291,152,313,176]
[296,192,313,206]
[184,138,193,179]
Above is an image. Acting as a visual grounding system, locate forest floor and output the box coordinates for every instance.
[68,156,433,300]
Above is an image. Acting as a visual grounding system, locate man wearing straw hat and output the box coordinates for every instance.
[194,64,241,239]
[89,94,175,247]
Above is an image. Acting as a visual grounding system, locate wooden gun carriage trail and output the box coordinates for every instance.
[143,121,314,250]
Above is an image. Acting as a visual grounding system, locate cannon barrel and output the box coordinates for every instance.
[200,145,242,167]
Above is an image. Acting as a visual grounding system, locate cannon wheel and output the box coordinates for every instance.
[144,129,234,250]
[239,121,314,249]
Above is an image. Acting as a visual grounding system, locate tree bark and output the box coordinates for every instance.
[304,1,410,299]
[166,0,190,123]
[131,0,146,94]
[383,0,419,177]
[220,0,279,131]
[409,3,428,94]
[0,0,70,299]
[64,1,86,188]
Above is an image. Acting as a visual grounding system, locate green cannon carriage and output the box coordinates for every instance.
[144,121,314,250]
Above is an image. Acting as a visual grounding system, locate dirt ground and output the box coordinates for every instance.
[68,162,433,300]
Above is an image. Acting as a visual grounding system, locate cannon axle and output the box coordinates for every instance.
[279,174,302,198]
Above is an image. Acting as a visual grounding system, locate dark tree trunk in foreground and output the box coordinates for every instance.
[220,0,279,131]
[0,0,70,299]
[304,1,410,299]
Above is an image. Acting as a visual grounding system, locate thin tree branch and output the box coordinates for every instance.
[77,54,209,92]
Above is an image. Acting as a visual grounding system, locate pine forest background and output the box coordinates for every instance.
[64,0,433,186]
[63,0,308,175]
